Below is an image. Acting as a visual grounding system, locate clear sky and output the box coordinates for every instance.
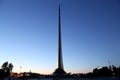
[0,0,120,74]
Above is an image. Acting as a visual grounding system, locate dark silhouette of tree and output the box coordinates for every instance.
[91,65,120,77]
[8,63,13,73]
[0,61,14,78]
[93,68,99,76]
[73,65,120,78]
[112,65,120,76]
[1,61,8,72]
[99,67,112,76]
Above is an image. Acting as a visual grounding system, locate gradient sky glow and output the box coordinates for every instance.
[0,0,120,74]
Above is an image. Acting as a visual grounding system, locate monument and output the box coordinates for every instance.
[53,4,66,77]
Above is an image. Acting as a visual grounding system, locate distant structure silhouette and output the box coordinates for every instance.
[53,4,66,77]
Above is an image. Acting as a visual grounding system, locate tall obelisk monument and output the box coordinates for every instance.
[58,4,63,70]
[53,4,66,77]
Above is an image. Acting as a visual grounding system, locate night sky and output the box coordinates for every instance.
[0,0,120,74]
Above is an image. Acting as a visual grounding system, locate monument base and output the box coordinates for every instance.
[53,68,66,77]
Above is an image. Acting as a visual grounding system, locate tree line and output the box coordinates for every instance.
[79,65,120,77]
[0,61,13,79]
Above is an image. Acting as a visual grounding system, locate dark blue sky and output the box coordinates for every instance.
[0,0,120,74]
